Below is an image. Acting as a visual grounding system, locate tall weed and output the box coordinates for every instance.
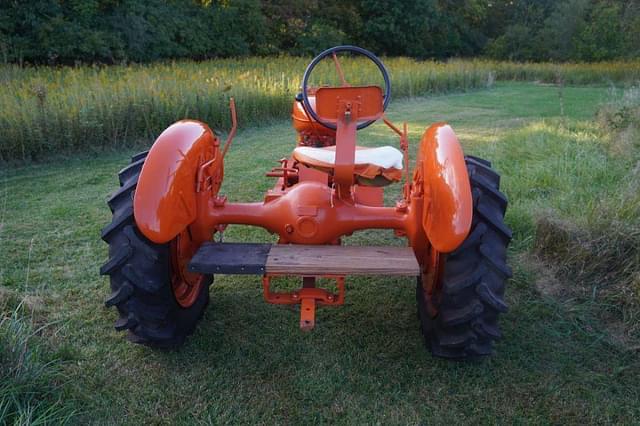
[1,57,638,162]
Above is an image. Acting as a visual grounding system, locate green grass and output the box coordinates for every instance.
[0,301,75,424]
[1,57,639,162]
[1,82,639,424]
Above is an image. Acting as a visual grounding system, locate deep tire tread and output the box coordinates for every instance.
[131,150,149,163]
[107,182,136,213]
[100,246,132,275]
[118,158,145,186]
[470,174,508,212]
[100,207,133,242]
[465,155,491,167]
[123,226,159,262]
[476,203,513,240]
[101,152,211,348]
[466,157,500,186]
[105,282,134,307]
[475,282,508,313]
[479,244,512,277]
[418,156,511,360]
[115,313,139,331]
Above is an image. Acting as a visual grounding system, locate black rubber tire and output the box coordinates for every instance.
[100,151,212,348]
[417,156,512,360]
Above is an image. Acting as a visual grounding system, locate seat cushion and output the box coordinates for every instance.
[293,145,403,184]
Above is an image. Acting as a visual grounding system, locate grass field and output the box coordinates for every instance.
[1,82,640,424]
[1,57,639,162]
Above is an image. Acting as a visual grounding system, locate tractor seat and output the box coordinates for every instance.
[293,145,403,186]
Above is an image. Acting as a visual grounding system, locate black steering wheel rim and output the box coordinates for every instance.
[301,45,391,131]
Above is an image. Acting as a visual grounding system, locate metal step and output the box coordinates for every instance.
[189,242,420,276]
[189,243,271,274]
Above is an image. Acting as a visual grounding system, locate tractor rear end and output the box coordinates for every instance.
[100,46,511,359]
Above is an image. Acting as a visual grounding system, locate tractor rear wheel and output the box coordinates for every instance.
[100,151,212,348]
[417,156,512,360]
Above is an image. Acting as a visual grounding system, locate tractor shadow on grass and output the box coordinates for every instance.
[141,265,639,422]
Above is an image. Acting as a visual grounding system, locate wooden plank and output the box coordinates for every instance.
[266,245,419,276]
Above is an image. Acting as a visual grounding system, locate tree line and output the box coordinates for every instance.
[1,0,638,64]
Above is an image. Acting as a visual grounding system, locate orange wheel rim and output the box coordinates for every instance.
[171,230,204,308]
[421,247,445,317]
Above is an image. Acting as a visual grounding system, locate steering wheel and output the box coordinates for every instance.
[301,45,391,131]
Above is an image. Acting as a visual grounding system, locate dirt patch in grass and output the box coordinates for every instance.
[518,253,566,300]
[534,213,640,345]
[521,250,638,350]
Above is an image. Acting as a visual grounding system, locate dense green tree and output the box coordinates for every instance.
[434,0,490,57]
[575,1,627,61]
[538,0,589,61]
[0,0,267,63]
[485,0,555,60]
[260,0,354,55]
[355,0,439,58]
[622,1,640,57]
[485,0,639,61]
[0,0,637,63]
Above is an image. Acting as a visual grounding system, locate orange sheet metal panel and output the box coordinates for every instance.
[419,123,473,253]
[315,86,384,122]
[134,120,217,244]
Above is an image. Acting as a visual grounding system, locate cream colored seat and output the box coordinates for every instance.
[293,145,403,186]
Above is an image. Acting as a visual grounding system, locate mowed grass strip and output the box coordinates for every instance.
[1,82,639,423]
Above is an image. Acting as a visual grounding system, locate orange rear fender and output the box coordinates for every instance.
[134,120,219,244]
[418,123,472,253]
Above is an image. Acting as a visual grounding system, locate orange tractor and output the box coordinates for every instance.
[101,46,511,359]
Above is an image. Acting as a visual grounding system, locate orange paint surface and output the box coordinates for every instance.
[419,123,473,252]
[133,120,218,244]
